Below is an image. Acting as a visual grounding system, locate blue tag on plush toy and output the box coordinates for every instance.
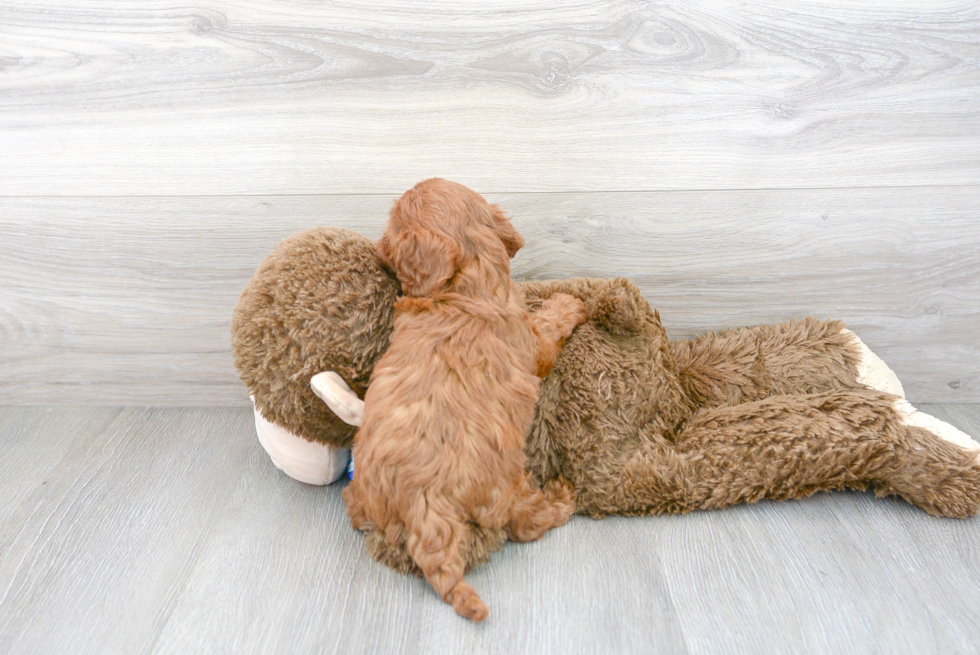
[347,448,355,480]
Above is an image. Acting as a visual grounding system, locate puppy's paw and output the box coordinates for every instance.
[341,488,374,532]
[541,293,588,339]
[543,477,576,527]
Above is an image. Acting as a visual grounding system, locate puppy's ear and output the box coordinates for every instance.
[490,205,524,258]
[377,228,460,296]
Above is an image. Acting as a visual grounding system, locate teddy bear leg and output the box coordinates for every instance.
[671,318,906,409]
[891,398,980,452]
[595,390,980,518]
[250,396,350,485]
[873,430,980,518]
[870,398,980,517]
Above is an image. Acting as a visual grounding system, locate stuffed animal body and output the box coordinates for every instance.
[232,226,980,576]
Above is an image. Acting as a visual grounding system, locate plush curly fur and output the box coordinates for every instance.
[232,227,398,446]
[521,280,980,519]
[232,207,980,578]
[343,180,584,621]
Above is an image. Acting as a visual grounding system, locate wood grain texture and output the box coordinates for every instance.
[0,407,254,655]
[0,407,119,566]
[2,187,977,405]
[2,0,979,194]
[150,430,688,654]
[1,406,979,654]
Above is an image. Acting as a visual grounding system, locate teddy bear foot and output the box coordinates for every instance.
[882,399,980,518]
[883,451,980,519]
[250,395,350,485]
[880,459,980,518]
[894,398,980,453]
[842,329,905,398]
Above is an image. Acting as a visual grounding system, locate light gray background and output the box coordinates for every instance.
[1,2,979,653]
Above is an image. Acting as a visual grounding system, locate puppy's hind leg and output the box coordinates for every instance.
[405,496,488,622]
[505,476,576,543]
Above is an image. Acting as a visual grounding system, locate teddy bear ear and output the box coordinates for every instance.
[377,227,460,297]
[490,204,525,259]
[586,277,652,336]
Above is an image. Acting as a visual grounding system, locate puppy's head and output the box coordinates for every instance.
[378,179,525,296]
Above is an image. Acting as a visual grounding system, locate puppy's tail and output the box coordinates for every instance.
[404,492,489,621]
[446,580,488,622]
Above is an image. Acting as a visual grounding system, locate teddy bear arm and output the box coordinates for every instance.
[579,389,980,518]
[310,371,364,426]
[670,317,904,410]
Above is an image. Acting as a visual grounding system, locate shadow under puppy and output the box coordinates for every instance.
[344,179,587,621]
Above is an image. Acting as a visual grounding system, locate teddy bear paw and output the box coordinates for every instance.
[843,329,905,398]
[893,398,980,453]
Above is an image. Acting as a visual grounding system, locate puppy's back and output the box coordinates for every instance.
[350,295,540,524]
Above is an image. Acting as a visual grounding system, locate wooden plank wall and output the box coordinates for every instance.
[1,1,978,404]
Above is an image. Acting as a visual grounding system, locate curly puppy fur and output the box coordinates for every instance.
[232,211,980,576]
[343,179,584,621]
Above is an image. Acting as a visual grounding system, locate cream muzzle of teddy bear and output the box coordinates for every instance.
[250,371,362,485]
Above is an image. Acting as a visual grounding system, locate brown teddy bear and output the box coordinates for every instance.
[232,225,980,574]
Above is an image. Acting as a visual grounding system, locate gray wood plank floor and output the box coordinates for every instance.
[2,406,979,654]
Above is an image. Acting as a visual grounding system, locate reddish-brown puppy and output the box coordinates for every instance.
[343,179,587,621]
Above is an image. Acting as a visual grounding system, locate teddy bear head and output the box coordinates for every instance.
[232,227,400,448]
